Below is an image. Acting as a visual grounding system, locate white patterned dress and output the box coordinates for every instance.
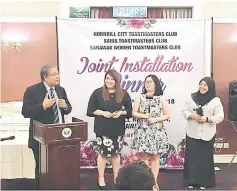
[131,94,169,154]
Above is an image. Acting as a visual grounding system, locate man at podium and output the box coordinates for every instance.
[21,64,72,180]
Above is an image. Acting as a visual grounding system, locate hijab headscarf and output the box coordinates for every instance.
[191,77,216,106]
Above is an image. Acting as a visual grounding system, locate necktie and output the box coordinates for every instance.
[50,88,60,123]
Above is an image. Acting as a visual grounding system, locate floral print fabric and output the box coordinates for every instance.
[95,135,123,157]
[132,95,169,154]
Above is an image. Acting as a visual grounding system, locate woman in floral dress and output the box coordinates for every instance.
[132,74,170,187]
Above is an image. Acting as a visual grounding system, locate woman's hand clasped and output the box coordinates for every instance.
[102,111,123,118]
[197,116,208,123]
[102,111,113,118]
[190,114,208,123]
[112,111,122,118]
[190,114,200,121]
[147,117,157,125]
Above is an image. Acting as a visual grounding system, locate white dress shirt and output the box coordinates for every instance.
[43,82,63,123]
[182,97,224,141]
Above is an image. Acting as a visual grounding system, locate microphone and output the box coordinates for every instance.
[0,136,15,142]
[145,95,153,99]
[146,95,153,114]
[193,106,203,116]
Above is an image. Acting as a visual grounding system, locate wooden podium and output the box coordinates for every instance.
[33,117,88,190]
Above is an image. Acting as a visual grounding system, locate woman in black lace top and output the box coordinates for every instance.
[87,70,132,189]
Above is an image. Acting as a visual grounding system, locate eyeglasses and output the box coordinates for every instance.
[145,81,154,84]
[49,73,60,76]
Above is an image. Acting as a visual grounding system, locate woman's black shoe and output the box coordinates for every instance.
[97,182,108,190]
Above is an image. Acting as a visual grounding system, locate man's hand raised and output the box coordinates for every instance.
[42,93,56,109]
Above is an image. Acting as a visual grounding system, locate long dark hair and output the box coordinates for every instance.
[102,70,124,102]
[142,74,163,96]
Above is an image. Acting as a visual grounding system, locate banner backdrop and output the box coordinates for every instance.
[57,18,208,168]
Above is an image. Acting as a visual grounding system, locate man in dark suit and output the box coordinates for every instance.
[21,64,72,180]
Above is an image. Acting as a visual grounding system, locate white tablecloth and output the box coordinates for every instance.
[1,131,35,179]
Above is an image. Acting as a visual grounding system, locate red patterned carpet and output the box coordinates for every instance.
[1,164,237,190]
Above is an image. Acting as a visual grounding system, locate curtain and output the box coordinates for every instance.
[147,8,163,18]
[162,8,192,19]
[90,7,192,19]
[90,7,113,18]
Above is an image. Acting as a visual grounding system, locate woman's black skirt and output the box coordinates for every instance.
[183,135,216,188]
[95,135,123,157]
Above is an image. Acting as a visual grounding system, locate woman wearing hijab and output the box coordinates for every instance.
[182,77,224,190]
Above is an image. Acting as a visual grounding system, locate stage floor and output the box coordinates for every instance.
[1,164,237,190]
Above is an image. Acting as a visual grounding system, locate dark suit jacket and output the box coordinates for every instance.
[21,81,72,150]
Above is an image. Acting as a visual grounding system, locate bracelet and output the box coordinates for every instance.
[206,117,208,122]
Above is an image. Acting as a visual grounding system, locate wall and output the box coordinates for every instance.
[0,22,1,102]
[0,0,237,157]
[0,0,201,103]
[1,20,236,154]
[0,22,57,102]
[202,0,237,18]
[213,22,237,154]
[0,0,237,19]
[0,0,202,19]
[0,1,60,18]
[59,0,201,18]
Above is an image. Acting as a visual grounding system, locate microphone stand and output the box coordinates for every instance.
[228,120,237,166]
